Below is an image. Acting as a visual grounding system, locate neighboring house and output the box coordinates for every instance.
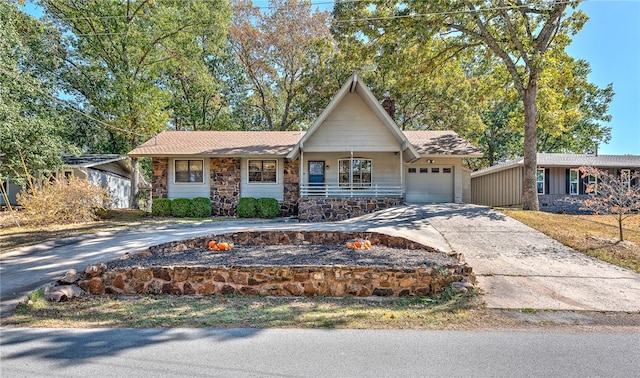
[471,153,640,213]
[1,154,133,209]
[60,154,133,209]
[129,73,482,221]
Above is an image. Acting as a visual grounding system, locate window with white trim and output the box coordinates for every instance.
[339,158,371,187]
[175,160,203,183]
[536,168,545,194]
[621,169,631,189]
[248,160,277,183]
[588,173,597,194]
[569,168,579,195]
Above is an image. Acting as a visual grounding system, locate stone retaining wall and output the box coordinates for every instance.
[538,194,592,214]
[78,231,474,298]
[298,197,405,222]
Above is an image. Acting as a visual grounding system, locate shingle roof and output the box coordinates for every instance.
[62,154,127,167]
[403,131,482,157]
[129,130,481,158]
[471,153,640,177]
[128,131,305,157]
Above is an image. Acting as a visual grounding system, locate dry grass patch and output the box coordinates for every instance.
[4,293,488,330]
[0,209,219,253]
[501,210,640,272]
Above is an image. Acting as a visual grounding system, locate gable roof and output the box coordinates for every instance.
[62,154,133,176]
[471,153,640,178]
[286,73,421,162]
[62,154,127,168]
[128,131,304,157]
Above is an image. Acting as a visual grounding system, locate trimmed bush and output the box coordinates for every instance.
[191,197,212,217]
[152,198,172,216]
[171,198,192,217]
[237,197,257,218]
[256,197,280,218]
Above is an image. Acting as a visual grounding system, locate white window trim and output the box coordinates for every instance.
[588,173,597,195]
[247,159,278,184]
[621,169,631,189]
[338,158,372,187]
[536,168,545,195]
[173,159,205,185]
[569,168,579,195]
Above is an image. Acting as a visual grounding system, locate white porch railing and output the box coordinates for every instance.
[300,182,403,198]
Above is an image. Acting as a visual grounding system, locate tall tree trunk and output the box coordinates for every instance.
[130,156,140,209]
[521,85,539,211]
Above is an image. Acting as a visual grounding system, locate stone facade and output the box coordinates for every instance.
[538,194,592,214]
[281,160,300,216]
[77,231,474,298]
[210,157,241,216]
[79,265,468,298]
[151,157,168,199]
[151,156,405,221]
[298,197,405,222]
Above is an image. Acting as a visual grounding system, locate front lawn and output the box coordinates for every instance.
[500,210,640,273]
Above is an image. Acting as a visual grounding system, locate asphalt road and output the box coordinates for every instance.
[1,328,639,377]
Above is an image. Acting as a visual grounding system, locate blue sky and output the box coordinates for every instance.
[22,1,639,155]
[566,0,640,155]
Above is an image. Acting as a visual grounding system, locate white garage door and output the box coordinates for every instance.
[405,166,454,203]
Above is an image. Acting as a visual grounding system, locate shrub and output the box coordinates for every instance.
[256,197,280,218]
[191,197,212,217]
[151,198,172,216]
[171,198,192,217]
[17,177,110,225]
[237,197,257,218]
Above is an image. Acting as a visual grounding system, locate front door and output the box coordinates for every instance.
[309,161,325,185]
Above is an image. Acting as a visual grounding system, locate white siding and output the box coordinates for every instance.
[87,169,131,209]
[167,157,211,199]
[240,158,285,201]
[303,93,401,152]
[301,152,401,185]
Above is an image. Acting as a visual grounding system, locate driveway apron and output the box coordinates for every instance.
[399,204,640,312]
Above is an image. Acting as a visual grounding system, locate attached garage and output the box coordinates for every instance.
[405,165,454,203]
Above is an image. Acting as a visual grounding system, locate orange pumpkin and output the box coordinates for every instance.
[217,242,231,251]
[346,243,355,249]
[208,240,217,249]
[353,241,362,249]
[364,240,371,249]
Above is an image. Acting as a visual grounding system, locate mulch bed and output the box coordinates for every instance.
[108,244,457,270]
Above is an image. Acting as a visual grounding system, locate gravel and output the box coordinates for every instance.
[108,244,458,270]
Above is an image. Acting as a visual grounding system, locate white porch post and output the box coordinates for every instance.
[299,148,304,197]
[399,149,404,198]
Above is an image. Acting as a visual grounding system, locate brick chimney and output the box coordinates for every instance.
[381,91,395,121]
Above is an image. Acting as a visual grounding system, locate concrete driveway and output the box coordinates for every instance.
[349,204,640,312]
[2,204,639,316]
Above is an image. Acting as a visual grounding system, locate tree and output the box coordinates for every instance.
[0,2,77,181]
[230,0,335,131]
[418,1,587,210]
[333,1,588,209]
[43,0,231,207]
[580,167,640,242]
